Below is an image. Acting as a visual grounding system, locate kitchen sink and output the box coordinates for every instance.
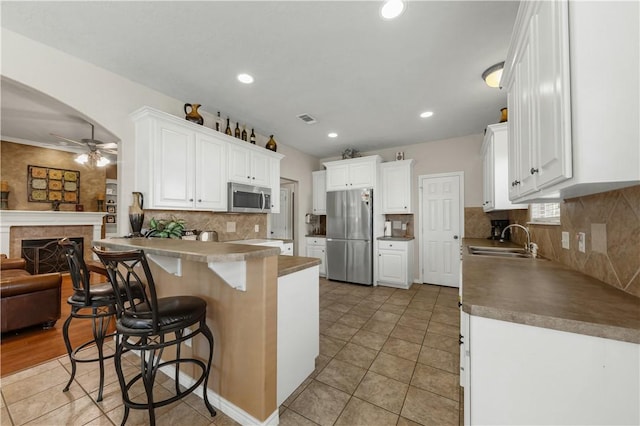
[467,245,540,259]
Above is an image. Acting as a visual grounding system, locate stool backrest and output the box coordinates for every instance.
[92,247,159,333]
[59,238,92,305]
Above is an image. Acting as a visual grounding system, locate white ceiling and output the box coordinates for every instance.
[1,1,519,158]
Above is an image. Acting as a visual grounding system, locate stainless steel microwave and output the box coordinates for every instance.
[228,182,271,213]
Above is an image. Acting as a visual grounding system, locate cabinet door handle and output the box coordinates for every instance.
[247,176,251,179]
[530,167,539,175]
[512,180,521,186]
[189,198,194,202]
[459,334,464,345]
[252,177,256,180]
[453,235,459,239]
[198,199,202,202]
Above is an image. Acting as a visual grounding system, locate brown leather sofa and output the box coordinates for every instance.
[1,255,62,333]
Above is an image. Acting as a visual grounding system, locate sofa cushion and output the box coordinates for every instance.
[1,273,62,297]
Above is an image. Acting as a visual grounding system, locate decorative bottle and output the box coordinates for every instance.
[241,126,248,141]
[265,135,277,152]
[234,122,241,138]
[250,129,256,144]
[184,104,204,125]
[216,111,222,131]
[225,118,232,136]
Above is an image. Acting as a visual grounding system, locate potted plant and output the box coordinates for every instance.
[146,216,186,239]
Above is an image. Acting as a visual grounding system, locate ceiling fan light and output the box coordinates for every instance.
[96,157,110,167]
[75,153,88,164]
[380,0,405,20]
[482,61,505,88]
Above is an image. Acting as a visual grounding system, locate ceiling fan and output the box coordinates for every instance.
[50,122,117,167]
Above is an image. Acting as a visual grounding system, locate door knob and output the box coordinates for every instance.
[530,167,539,175]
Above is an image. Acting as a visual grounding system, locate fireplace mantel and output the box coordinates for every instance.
[0,210,106,255]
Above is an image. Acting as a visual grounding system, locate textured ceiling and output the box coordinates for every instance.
[1,1,519,158]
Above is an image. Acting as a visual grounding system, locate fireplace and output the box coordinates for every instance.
[0,211,106,260]
[21,237,83,274]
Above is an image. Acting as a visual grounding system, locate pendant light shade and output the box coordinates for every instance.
[482,61,505,88]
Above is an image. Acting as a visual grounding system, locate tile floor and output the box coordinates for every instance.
[0,278,462,425]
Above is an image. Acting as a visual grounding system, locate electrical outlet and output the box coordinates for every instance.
[561,232,570,250]
[577,232,586,253]
[255,224,259,232]
[226,222,236,233]
[401,223,407,231]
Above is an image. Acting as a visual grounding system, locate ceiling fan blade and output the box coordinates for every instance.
[100,148,118,155]
[50,132,85,146]
[101,142,118,149]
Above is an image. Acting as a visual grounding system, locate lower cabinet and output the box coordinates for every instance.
[377,239,414,289]
[305,237,326,276]
[281,242,293,256]
[462,314,639,425]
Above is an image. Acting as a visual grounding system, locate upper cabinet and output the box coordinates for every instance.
[228,144,271,187]
[503,0,639,201]
[131,106,283,212]
[380,160,414,214]
[312,170,327,215]
[324,155,381,192]
[482,124,526,211]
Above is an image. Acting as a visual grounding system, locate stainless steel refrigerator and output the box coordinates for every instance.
[326,188,373,285]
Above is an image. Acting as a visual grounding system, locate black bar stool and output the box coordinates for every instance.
[59,238,119,402]
[93,247,216,426]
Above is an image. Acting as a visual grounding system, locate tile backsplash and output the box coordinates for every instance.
[508,185,640,297]
[143,210,266,242]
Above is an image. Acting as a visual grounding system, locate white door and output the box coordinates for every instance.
[269,187,291,239]
[420,172,463,287]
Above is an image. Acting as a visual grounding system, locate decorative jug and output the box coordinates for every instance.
[184,103,204,125]
[266,135,277,152]
[129,192,144,237]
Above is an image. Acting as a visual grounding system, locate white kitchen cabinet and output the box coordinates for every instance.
[305,237,326,277]
[464,314,639,425]
[481,124,526,211]
[131,106,284,212]
[281,241,293,256]
[504,0,572,201]
[377,239,413,289]
[312,170,327,215]
[380,160,414,214]
[503,0,639,201]
[323,155,381,191]
[227,144,271,188]
[143,116,227,211]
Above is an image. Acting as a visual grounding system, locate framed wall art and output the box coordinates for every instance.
[27,165,80,204]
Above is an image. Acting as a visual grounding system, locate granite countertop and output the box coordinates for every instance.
[94,237,280,263]
[377,236,415,241]
[278,255,320,277]
[462,238,640,343]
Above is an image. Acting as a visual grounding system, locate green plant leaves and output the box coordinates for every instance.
[146,216,186,239]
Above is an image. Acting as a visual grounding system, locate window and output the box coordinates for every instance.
[530,203,561,224]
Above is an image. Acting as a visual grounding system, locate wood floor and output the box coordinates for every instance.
[0,273,113,377]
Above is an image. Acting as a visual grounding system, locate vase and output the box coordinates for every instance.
[266,135,277,152]
[184,103,204,125]
[129,192,144,237]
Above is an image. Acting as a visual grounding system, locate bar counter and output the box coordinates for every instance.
[94,237,319,426]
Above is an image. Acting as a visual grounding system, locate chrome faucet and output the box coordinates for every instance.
[500,224,533,253]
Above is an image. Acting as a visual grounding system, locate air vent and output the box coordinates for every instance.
[296,113,317,124]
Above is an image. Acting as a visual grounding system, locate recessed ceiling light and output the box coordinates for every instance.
[380,0,405,20]
[420,111,434,118]
[237,73,254,84]
[328,132,338,138]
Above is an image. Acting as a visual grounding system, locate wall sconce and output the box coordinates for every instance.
[482,61,505,88]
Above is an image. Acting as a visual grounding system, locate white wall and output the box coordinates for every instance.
[2,29,318,248]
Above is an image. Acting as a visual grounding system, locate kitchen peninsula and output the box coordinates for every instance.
[93,237,320,426]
